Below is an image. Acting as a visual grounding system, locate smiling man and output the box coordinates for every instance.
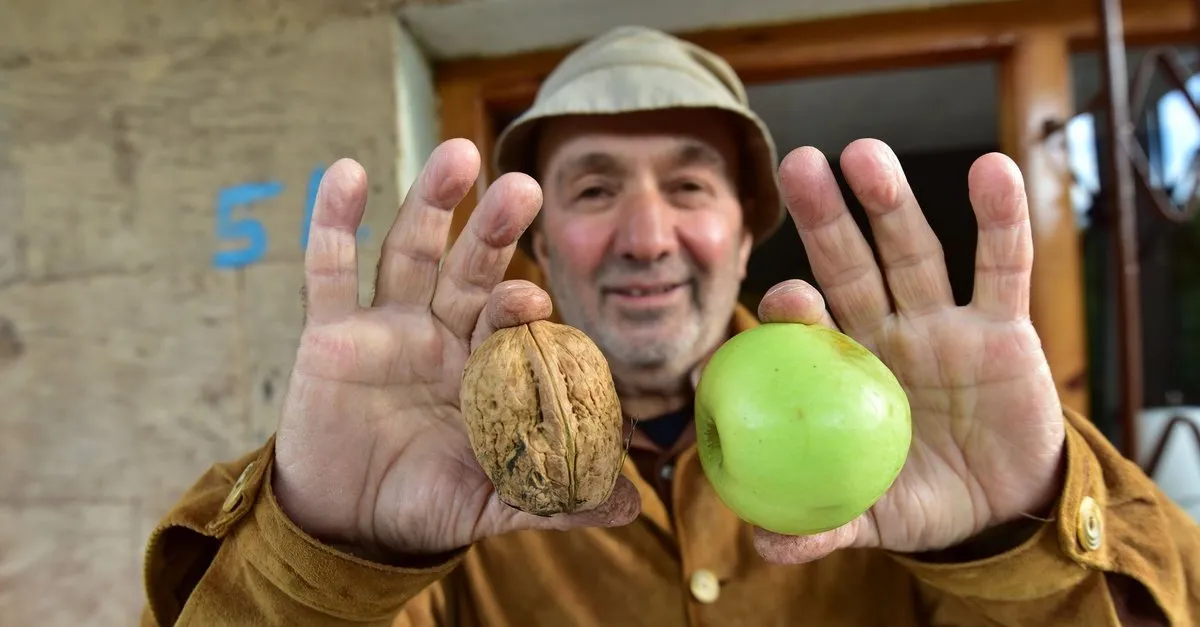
[140,25,1200,627]
[530,109,755,421]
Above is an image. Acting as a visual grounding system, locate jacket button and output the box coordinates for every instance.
[1076,496,1103,551]
[689,569,720,603]
[221,461,256,513]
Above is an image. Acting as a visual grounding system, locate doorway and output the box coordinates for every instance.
[739,60,1001,309]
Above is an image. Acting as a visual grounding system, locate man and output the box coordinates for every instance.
[141,26,1199,626]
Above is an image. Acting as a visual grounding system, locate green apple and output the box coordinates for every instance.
[694,322,911,536]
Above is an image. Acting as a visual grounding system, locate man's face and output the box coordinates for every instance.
[531,109,753,382]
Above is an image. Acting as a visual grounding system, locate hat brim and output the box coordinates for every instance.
[492,64,785,254]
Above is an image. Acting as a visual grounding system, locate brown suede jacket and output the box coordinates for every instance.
[140,310,1200,626]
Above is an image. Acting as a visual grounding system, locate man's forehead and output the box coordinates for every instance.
[536,110,741,178]
[554,139,724,170]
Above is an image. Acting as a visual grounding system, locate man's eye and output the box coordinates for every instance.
[578,186,609,199]
[674,180,707,194]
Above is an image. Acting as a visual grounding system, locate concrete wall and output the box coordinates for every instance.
[0,1,437,622]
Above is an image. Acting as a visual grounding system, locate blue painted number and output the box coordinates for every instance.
[212,182,281,269]
[214,165,373,270]
[299,165,324,252]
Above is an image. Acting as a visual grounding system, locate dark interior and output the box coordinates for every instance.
[740,146,990,311]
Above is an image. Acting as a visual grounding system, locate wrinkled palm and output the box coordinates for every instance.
[272,141,639,558]
[752,140,1065,563]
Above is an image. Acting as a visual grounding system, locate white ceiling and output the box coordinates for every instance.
[397,0,1007,60]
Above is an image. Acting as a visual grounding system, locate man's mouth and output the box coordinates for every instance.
[604,281,689,299]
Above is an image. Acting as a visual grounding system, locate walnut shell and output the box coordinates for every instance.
[460,319,625,516]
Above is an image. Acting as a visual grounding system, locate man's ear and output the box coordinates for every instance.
[736,205,754,281]
[531,220,551,274]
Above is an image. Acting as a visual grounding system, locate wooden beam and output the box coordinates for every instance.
[435,0,1195,111]
[436,76,544,286]
[436,77,491,245]
[998,28,1091,415]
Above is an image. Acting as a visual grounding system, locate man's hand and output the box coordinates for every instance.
[752,139,1066,563]
[272,139,639,559]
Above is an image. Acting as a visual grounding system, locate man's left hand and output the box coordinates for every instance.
[753,138,1066,563]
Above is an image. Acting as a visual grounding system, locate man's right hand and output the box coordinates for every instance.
[270,139,641,559]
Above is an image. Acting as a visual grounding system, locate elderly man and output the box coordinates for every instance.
[141,26,1199,626]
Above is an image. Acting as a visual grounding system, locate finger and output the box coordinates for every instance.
[303,159,368,325]
[840,139,954,316]
[434,172,544,340]
[752,514,872,565]
[511,475,643,528]
[778,147,891,339]
[967,153,1033,320]
[757,280,839,331]
[372,138,480,308]
[469,280,554,351]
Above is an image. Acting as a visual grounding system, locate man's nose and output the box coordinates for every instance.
[613,188,677,262]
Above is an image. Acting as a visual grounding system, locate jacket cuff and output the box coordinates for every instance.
[222,442,466,621]
[888,409,1104,601]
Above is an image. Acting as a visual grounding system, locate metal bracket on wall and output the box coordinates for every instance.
[1125,47,1200,224]
[1043,46,1200,224]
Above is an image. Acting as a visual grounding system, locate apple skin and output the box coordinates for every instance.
[694,322,912,536]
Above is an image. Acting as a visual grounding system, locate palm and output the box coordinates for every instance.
[756,139,1065,560]
[279,312,481,551]
[860,310,1063,551]
[272,141,638,558]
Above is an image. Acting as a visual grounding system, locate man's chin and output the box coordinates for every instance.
[608,305,677,325]
[599,327,697,368]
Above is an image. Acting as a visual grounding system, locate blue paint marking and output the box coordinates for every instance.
[299,165,325,252]
[212,181,281,269]
[215,164,372,270]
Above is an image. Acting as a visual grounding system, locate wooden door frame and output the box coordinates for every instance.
[432,0,1198,416]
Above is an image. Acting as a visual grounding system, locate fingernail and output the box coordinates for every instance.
[764,282,804,298]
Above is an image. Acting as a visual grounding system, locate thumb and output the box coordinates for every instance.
[757,279,840,330]
[470,279,553,350]
[693,279,839,389]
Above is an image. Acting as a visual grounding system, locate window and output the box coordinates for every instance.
[1067,48,1200,447]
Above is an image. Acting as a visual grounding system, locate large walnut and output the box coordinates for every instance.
[460,320,626,516]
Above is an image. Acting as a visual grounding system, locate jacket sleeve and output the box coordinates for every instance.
[889,409,1200,626]
[139,436,466,626]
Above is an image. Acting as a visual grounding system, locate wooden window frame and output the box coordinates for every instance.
[432,0,1198,416]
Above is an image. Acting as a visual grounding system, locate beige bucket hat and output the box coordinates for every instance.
[492,25,785,249]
